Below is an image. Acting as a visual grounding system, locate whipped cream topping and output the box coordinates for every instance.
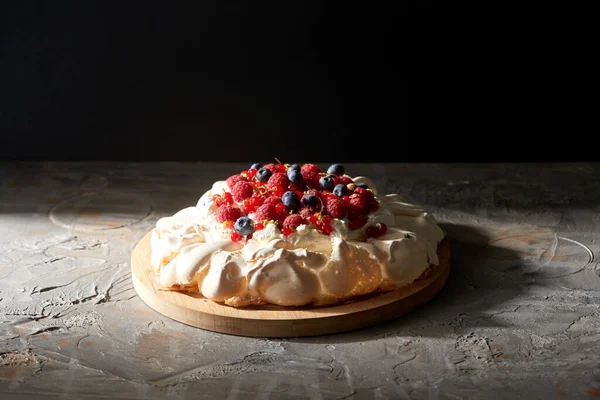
[150,176,445,306]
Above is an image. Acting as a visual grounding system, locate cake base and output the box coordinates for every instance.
[131,231,450,337]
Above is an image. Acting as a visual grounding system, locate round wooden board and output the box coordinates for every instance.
[131,231,451,338]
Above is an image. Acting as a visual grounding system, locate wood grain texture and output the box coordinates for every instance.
[131,231,451,337]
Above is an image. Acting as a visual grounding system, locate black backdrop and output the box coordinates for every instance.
[7,2,579,163]
[2,1,409,163]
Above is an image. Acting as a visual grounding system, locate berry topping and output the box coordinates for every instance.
[226,174,246,189]
[327,164,345,175]
[223,220,234,230]
[306,213,333,235]
[287,168,303,184]
[301,193,319,209]
[348,193,370,214]
[230,232,243,242]
[337,175,353,185]
[263,196,283,206]
[263,163,287,174]
[243,197,259,214]
[319,176,335,191]
[256,168,272,182]
[354,187,375,203]
[266,172,290,196]
[348,214,368,230]
[282,191,301,210]
[216,205,244,223]
[366,222,387,238]
[332,183,348,198]
[275,202,289,220]
[324,197,347,219]
[254,203,279,224]
[303,172,322,189]
[234,216,254,235]
[299,207,314,220]
[213,161,383,239]
[231,181,254,201]
[369,198,380,212]
[301,163,321,175]
[213,192,234,207]
[282,214,305,230]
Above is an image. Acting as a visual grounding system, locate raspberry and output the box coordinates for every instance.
[369,198,380,212]
[266,172,289,196]
[226,174,246,189]
[299,207,315,220]
[348,193,370,214]
[338,175,353,185]
[354,187,375,201]
[231,181,253,201]
[254,204,279,224]
[301,163,321,175]
[263,196,283,206]
[275,202,289,221]
[288,183,305,193]
[303,172,322,190]
[348,214,368,230]
[282,214,305,230]
[263,163,286,173]
[320,191,336,202]
[325,197,347,219]
[216,205,243,223]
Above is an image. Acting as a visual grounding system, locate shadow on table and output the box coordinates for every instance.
[289,222,559,343]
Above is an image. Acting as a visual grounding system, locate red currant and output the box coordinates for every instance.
[231,232,242,242]
[281,227,293,236]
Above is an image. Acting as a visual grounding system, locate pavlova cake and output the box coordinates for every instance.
[150,162,446,307]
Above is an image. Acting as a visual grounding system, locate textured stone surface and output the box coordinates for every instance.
[1,162,600,399]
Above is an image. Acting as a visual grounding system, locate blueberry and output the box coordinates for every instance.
[327,164,345,175]
[333,183,348,197]
[234,216,254,235]
[287,168,303,184]
[288,164,300,172]
[319,176,335,191]
[282,191,301,210]
[302,194,319,208]
[357,183,369,189]
[250,163,262,170]
[256,167,272,182]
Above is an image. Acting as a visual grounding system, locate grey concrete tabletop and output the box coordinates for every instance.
[1,162,599,400]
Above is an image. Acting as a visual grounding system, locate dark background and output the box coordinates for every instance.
[4,1,577,163]
[2,1,406,163]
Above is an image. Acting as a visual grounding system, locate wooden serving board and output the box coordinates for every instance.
[131,231,451,338]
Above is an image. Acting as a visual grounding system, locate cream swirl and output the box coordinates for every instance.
[150,176,445,306]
